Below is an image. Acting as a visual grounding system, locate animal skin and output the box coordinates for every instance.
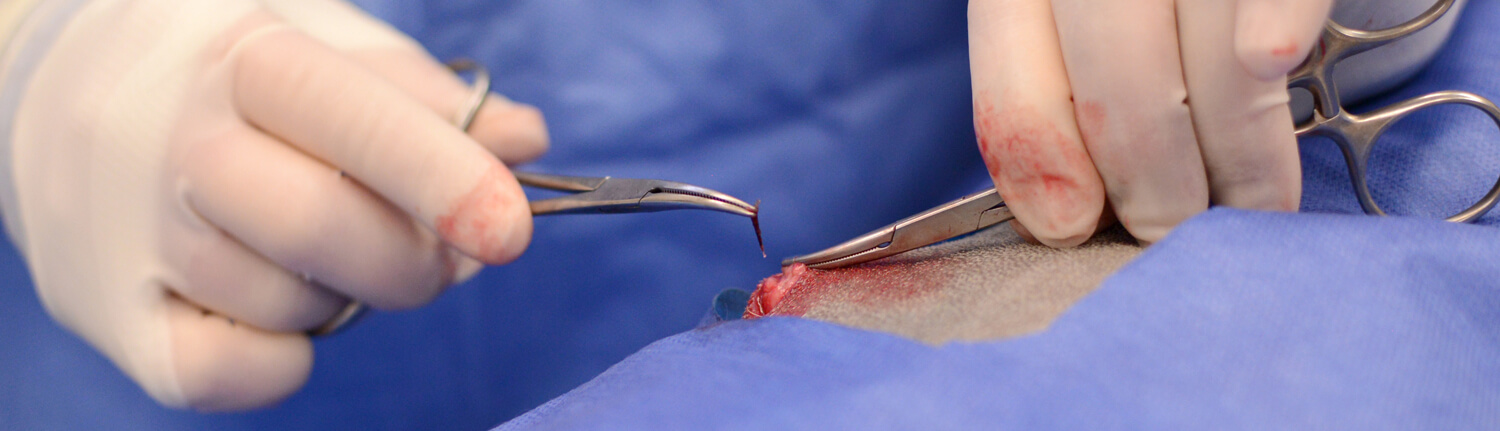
[746,225,1142,344]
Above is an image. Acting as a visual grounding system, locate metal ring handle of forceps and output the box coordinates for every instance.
[307,59,493,336]
[1289,0,1500,222]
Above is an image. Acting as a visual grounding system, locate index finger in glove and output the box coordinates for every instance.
[260,0,549,165]
[969,0,1107,249]
[229,26,531,265]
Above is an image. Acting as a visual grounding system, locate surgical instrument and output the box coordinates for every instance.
[309,61,762,336]
[517,171,759,218]
[445,59,761,221]
[1290,0,1500,221]
[782,189,1010,269]
[784,0,1500,270]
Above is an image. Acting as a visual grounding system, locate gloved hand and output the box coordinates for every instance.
[968,0,1334,247]
[0,0,547,410]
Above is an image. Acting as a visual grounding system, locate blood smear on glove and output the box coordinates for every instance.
[744,226,1142,344]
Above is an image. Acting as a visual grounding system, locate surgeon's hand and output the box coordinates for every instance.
[1,0,546,410]
[968,0,1332,247]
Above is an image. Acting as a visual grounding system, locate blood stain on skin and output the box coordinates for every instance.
[744,259,953,319]
[745,263,808,318]
[435,164,519,263]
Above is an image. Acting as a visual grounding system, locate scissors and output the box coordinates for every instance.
[309,61,761,335]
[784,0,1500,270]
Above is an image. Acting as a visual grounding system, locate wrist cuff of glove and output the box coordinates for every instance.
[0,0,92,255]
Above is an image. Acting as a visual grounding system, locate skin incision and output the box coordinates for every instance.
[745,225,1141,344]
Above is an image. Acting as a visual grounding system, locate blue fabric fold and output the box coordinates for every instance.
[2,0,1497,429]
[501,209,1500,430]
[499,1,1500,427]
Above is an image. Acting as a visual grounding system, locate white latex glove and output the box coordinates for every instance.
[0,0,547,411]
[967,0,1458,247]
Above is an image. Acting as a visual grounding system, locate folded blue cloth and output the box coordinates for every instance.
[3,0,1498,429]
[500,1,1500,428]
[504,208,1500,429]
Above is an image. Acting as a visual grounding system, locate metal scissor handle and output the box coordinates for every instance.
[1296,91,1500,222]
[1288,0,1455,118]
[1290,0,1500,223]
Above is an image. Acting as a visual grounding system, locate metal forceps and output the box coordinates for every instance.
[307,61,759,336]
[446,60,760,219]
[447,60,760,219]
[516,172,758,218]
[1290,0,1500,222]
[781,189,1010,269]
[783,0,1500,270]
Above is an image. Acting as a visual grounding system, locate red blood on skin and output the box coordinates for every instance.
[741,227,1143,344]
[744,263,808,318]
[743,259,952,319]
[435,164,523,263]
